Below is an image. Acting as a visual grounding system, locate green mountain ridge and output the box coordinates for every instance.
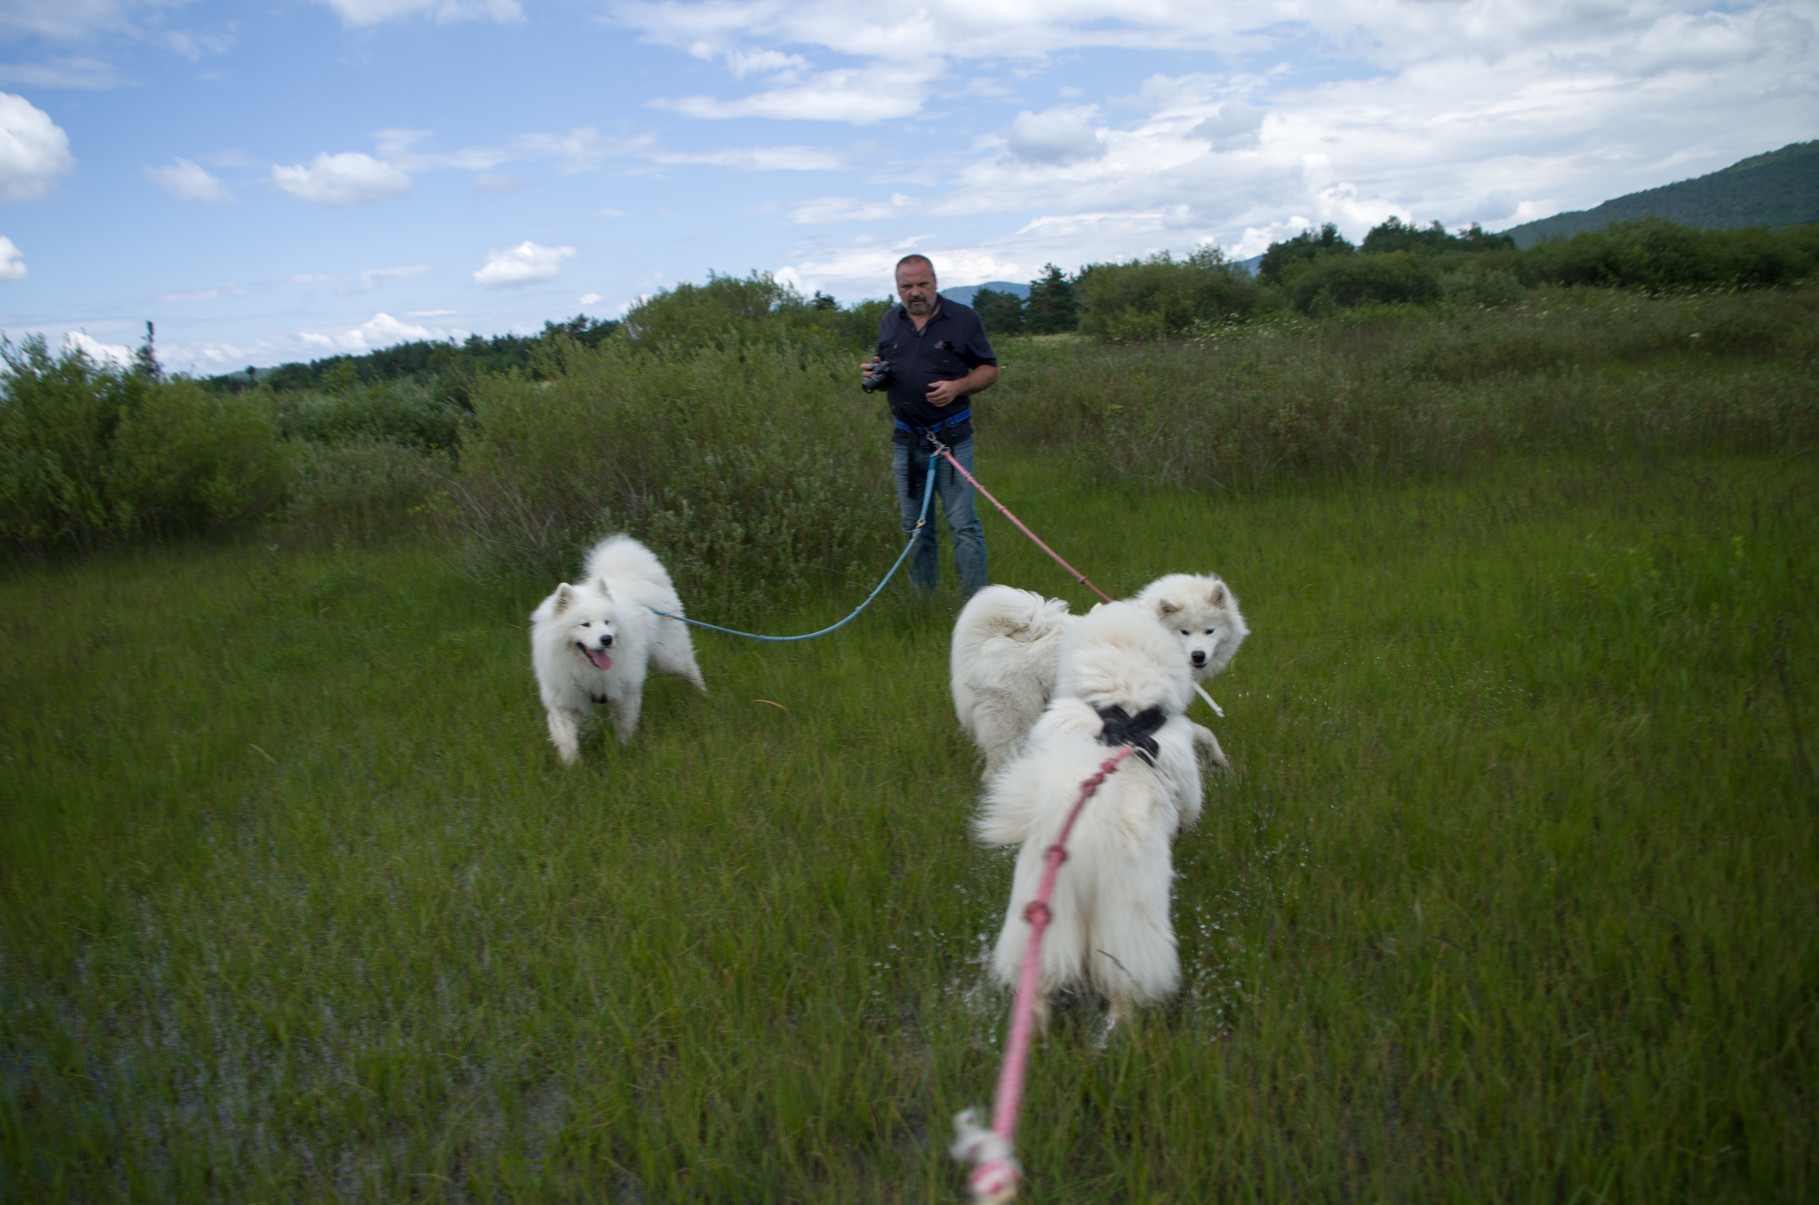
[1500,140,1819,248]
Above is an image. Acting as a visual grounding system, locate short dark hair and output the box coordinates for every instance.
[895,253,935,277]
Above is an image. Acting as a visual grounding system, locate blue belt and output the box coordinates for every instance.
[894,407,971,436]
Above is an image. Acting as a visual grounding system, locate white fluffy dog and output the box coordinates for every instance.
[975,601,1204,1032]
[951,574,1248,779]
[529,534,706,764]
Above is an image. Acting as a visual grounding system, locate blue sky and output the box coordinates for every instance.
[1,0,1813,374]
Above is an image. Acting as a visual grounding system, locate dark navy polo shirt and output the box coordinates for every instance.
[875,296,997,446]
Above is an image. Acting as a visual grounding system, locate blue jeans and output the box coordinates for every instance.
[893,436,989,596]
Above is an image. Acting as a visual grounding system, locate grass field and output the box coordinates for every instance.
[3,440,1813,1201]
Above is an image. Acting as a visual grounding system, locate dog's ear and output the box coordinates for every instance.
[1208,582,1227,608]
[551,583,576,614]
[1155,598,1180,618]
[597,578,613,600]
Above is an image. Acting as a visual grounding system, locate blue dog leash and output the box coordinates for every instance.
[647,448,939,642]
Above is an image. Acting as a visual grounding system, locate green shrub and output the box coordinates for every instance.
[1075,248,1253,340]
[621,272,880,355]
[449,337,894,614]
[1288,250,1441,314]
[0,336,284,550]
[271,379,465,452]
[1440,265,1528,309]
[1515,218,1819,291]
[278,437,448,544]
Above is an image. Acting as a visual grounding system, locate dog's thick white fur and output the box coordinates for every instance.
[975,601,1204,1031]
[529,535,706,763]
[951,574,1248,779]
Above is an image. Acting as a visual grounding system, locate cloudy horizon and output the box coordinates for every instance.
[0,0,1813,374]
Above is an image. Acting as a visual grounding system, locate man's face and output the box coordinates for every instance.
[895,262,937,315]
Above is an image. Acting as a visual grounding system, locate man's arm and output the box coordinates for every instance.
[926,363,998,408]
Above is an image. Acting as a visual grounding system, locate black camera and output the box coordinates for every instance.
[861,359,894,393]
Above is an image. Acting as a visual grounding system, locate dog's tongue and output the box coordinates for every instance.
[586,648,613,671]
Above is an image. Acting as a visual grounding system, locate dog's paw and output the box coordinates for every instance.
[1191,721,1230,771]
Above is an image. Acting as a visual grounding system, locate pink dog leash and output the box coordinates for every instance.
[931,438,1228,720]
[952,745,1136,1202]
[931,440,1114,605]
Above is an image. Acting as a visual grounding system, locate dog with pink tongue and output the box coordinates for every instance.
[529,534,706,764]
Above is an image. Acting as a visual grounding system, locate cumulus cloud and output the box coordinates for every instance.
[313,0,523,27]
[473,240,577,287]
[272,151,411,206]
[299,311,450,353]
[0,234,24,281]
[1191,101,1265,151]
[146,157,234,204]
[0,92,74,201]
[62,330,134,367]
[1004,107,1107,166]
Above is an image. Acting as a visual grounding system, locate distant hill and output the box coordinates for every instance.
[942,281,1031,306]
[1500,140,1819,248]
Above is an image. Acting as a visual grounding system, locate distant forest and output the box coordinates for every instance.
[211,313,622,396]
[199,195,1819,397]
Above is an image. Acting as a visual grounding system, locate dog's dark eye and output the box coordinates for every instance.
[1204,629,1215,635]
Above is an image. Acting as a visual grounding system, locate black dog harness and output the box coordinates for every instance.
[1093,704,1167,766]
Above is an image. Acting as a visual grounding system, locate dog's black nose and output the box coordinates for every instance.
[601,634,614,647]
[1191,650,1208,666]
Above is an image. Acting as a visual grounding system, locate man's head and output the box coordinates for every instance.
[895,255,938,317]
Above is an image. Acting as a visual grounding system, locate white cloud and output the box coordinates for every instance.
[299,311,450,353]
[0,1,168,43]
[654,61,942,124]
[0,92,75,201]
[579,291,603,306]
[271,151,411,206]
[158,283,249,303]
[62,330,134,368]
[291,263,432,295]
[473,240,577,287]
[1003,107,1107,166]
[789,192,916,224]
[146,157,234,203]
[0,235,24,281]
[377,126,649,175]
[313,0,523,27]
[648,145,846,171]
[1192,101,1265,151]
[0,56,126,90]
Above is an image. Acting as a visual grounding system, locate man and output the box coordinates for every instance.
[863,254,999,596]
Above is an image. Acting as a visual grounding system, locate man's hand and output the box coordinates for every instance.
[926,363,1000,408]
[925,377,965,407]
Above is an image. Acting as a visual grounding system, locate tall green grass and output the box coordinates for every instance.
[447,337,893,616]
[989,287,1818,493]
[3,446,1812,1201]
